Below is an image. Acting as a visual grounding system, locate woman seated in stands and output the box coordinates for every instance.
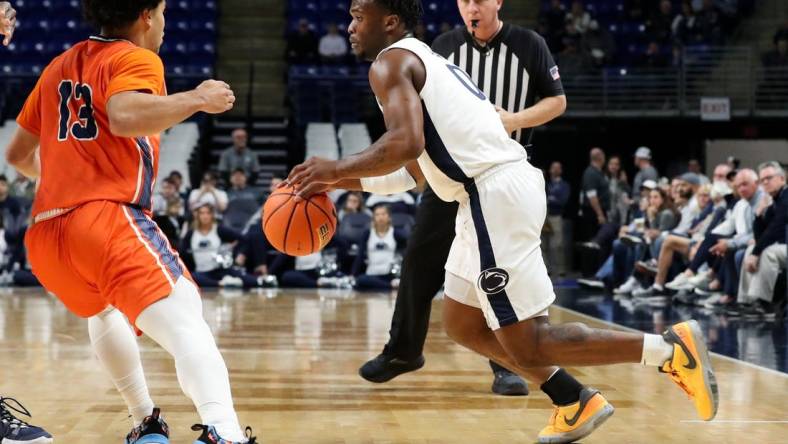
[352,204,408,291]
[180,203,260,288]
[611,187,679,293]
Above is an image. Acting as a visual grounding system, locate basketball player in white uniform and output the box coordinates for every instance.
[287,1,718,443]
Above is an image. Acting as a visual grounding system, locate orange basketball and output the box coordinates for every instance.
[262,184,337,256]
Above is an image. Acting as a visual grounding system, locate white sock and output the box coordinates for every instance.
[641,334,674,366]
[88,308,154,427]
[136,277,244,441]
[653,283,664,291]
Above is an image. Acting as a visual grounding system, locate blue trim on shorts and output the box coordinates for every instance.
[134,137,154,210]
[466,182,518,326]
[129,206,183,281]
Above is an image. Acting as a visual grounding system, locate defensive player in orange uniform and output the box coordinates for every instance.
[5,1,255,443]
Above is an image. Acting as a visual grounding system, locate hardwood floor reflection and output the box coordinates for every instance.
[0,288,785,443]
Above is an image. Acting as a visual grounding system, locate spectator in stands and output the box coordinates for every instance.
[541,0,567,52]
[0,175,22,235]
[664,178,732,291]
[607,155,632,226]
[286,18,319,64]
[736,161,787,317]
[580,148,610,241]
[414,22,429,44]
[544,161,570,277]
[643,183,714,295]
[647,0,676,45]
[637,41,669,68]
[263,175,284,201]
[319,23,349,64]
[180,203,258,288]
[338,191,370,222]
[672,1,699,45]
[702,169,763,306]
[353,205,408,291]
[168,170,186,196]
[581,20,616,68]
[188,171,229,213]
[152,177,185,217]
[227,168,261,203]
[688,159,710,184]
[763,36,788,68]
[774,19,788,45]
[557,36,591,76]
[624,0,649,21]
[696,0,723,44]
[218,128,260,183]
[10,174,34,201]
[566,1,592,35]
[276,252,323,288]
[632,146,659,194]
[365,192,416,215]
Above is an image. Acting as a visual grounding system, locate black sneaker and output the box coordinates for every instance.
[0,397,53,444]
[125,407,169,444]
[359,353,425,383]
[491,369,529,396]
[741,301,776,320]
[723,303,750,318]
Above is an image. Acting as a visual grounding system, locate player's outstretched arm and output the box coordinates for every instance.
[6,126,40,179]
[106,79,235,137]
[0,2,17,46]
[287,50,426,199]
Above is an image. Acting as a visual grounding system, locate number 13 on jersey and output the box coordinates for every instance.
[58,80,98,141]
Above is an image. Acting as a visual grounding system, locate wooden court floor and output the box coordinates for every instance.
[0,287,786,443]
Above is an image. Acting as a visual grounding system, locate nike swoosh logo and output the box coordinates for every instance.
[563,389,598,426]
[664,328,697,370]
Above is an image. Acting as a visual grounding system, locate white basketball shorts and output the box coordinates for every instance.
[444,159,555,330]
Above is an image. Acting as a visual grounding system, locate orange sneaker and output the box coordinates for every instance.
[537,387,614,444]
[660,320,719,421]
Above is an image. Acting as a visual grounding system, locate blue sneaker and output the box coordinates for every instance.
[0,397,53,444]
[125,408,169,444]
[191,424,257,444]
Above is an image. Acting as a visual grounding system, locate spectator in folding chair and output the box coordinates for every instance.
[352,204,408,291]
[735,162,787,319]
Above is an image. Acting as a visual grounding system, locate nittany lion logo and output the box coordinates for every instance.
[477,268,510,294]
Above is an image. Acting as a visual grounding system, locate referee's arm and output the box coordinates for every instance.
[497,33,566,134]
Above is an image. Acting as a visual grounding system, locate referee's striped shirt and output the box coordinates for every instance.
[431,23,564,148]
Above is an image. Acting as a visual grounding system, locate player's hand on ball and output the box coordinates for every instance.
[0,2,17,46]
[287,157,339,200]
[495,106,519,135]
[195,80,235,114]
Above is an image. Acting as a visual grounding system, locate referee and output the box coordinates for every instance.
[359,0,567,396]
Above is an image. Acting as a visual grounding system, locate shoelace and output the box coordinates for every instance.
[0,397,33,429]
[659,363,695,399]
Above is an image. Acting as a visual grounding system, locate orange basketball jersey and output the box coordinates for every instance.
[17,36,166,220]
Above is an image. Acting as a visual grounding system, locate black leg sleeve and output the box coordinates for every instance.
[384,187,458,360]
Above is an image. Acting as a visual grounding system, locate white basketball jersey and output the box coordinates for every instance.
[377,38,527,203]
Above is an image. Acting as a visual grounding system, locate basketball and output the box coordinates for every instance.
[262,184,337,256]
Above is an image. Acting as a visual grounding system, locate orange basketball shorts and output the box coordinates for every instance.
[25,200,192,327]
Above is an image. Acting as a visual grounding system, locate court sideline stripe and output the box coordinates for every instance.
[552,305,788,380]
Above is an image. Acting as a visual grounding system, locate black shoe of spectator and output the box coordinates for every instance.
[673,291,697,306]
[723,303,750,318]
[634,260,658,276]
[359,354,425,383]
[620,235,644,247]
[741,301,777,321]
[491,369,529,396]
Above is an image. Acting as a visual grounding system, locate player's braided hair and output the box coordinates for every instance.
[82,0,162,31]
[375,0,423,31]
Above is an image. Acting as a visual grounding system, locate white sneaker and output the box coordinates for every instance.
[614,276,640,295]
[218,275,243,287]
[687,271,712,289]
[665,272,693,291]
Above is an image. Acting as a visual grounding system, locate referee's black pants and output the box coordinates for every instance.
[383,186,457,360]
